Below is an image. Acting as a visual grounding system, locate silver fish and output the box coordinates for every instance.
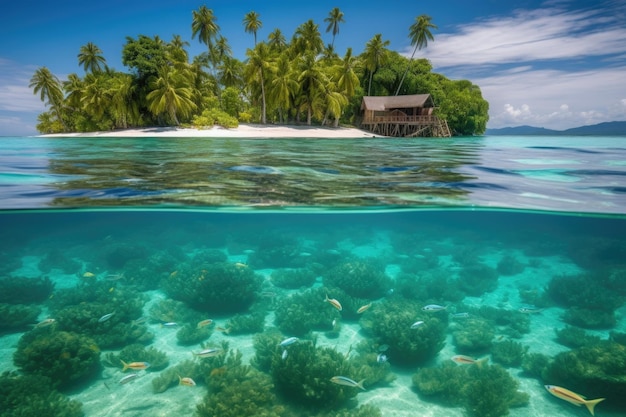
[376,354,388,364]
[281,349,288,360]
[452,312,470,318]
[279,337,299,347]
[410,320,425,329]
[119,373,140,385]
[98,312,115,323]
[422,304,447,312]
[330,376,366,391]
[193,348,224,358]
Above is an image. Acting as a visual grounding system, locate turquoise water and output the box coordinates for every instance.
[0,136,625,417]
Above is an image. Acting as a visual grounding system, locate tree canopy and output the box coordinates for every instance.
[31,6,489,136]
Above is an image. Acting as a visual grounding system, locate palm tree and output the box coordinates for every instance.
[192,6,220,70]
[218,56,244,89]
[168,35,190,65]
[146,66,197,125]
[78,42,107,73]
[362,34,390,95]
[29,67,66,128]
[243,11,262,46]
[333,47,360,98]
[268,55,298,123]
[267,28,287,53]
[63,73,84,110]
[296,52,327,125]
[324,7,345,48]
[395,14,437,95]
[244,42,272,124]
[292,20,324,56]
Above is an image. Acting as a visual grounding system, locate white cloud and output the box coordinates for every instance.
[0,59,45,135]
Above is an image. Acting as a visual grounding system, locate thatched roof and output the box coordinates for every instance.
[361,94,434,111]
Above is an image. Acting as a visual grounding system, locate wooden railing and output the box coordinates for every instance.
[362,115,440,124]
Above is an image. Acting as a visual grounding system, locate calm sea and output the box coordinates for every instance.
[0,135,624,417]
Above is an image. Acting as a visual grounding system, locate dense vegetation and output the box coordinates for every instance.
[30,6,488,136]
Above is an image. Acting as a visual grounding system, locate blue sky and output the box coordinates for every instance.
[1,0,625,135]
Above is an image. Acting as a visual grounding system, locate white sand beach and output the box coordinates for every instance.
[41,124,380,138]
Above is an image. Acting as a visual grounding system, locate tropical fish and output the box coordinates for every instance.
[119,373,140,385]
[281,349,288,360]
[422,304,447,312]
[376,354,388,364]
[452,312,470,318]
[83,272,96,278]
[234,262,247,268]
[132,317,147,326]
[193,348,224,358]
[410,320,425,329]
[105,273,125,281]
[451,355,478,365]
[519,307,544,314]
[325,293,342,311]
[330,376,366,391]
[169,270,178,278]
[98,312,115,323]
[178,376,196,387]
[210,366,227,377]
[215,326,231,334]
[197,319,213,329]
[35,318,56,328]
[279,337,299,347]
[357,303,372,314]
[161,322,178,327]
[544,385,605,416]
[121,360,150,372]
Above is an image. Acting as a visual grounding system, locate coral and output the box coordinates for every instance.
[0,276,54,304]
[274,287,339,336]
[543,341,626,409]
[246,235,305,269]
[562,307,616,329]
[452,317,495,353]
[251,329,284,372]
[396,270,464,303]
[38,248,81,274]
[521,352,551,378]
[412,362,528,417]
[161,261,261,313]
[555,326,602,348]
[0,371,83,417]
[491,340,528,367]
[496,254,525,276]
[13,328,100,389]
[270,340,360,408]
[458,263,499,296]
[225,310,266,335]
[271,268,316,289]
[148,298,203,324]
[467,305,530,338]
[518,287,551,308]
[0,303,40,332]
[102,344,169,371]
[360,298,447,366]
[176,324,212,345]
[103,242,147,269]
[122,250,182,290]
[323,258,391,299]
[547,273,623,311]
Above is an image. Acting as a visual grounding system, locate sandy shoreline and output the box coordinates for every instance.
[41,124,380,139]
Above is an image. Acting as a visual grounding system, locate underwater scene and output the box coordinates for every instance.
[0,136,625,417]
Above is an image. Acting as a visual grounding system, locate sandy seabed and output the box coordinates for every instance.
[41,124,380,139]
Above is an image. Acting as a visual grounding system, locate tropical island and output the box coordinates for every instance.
[30,6,489,137]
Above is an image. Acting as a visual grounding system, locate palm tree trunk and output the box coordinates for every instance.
[395,45,418,96]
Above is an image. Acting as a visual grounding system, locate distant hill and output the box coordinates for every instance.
[486,121,626,136]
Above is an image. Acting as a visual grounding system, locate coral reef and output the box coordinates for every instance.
[555,326,602,348]
[521,352,551,378]
[38,248,81,274]
[323,258,391,299]
[271,268,316,289]
[0,276,54,304]
[274,287,339,336]
[452,317,494,353]
[0,303,40,332]
[122,250,182,290]
[102,343,169,371]
[176,324,212,345]
[225,310,266,335]
[413,362,528,417]
[396,270,464,303]
[0,371,83,417]
[360,298,447,366]
[458,263,499,296]
[13,328,101,389]
[491,340,528,367]
[161,261,261,313]
[543,341,626,409]
[148,298,204,324]
[496,254,526,276]
[251,329,284,373]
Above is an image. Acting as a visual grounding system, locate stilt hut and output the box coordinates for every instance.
[360,94,451,137]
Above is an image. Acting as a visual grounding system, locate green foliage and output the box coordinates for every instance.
[271,268,316,289]
[360,298,447,366]
[413,362,528,417]
[435,78,489,136]
[0,371,83,417]
[102,343,169,371]
[122,35,170,82]
[452,317,494,353]
[491,340,528,367]
[191,108,239,129]
[543,341,626,409]
[324,258,391,299]
[274,287,339,336]
[555,326,602,348]
[0,303,40,331]
[161,261,261,313]
[13,329,100,389]
[0,276,54,304]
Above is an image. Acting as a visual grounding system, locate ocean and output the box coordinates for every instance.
[0,135,624,417]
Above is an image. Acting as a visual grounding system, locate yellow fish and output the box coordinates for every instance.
[234,262,247,268]
[178,376,196,386]
[325,293,342,311]
[545,385,605,416]
[35,318,56,328]
[197,319,213,329]
[357,303,372,314]
[121,360,151,372]
[83,272,96,278]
